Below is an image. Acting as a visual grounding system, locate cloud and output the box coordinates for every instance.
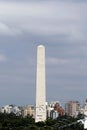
[0,54,7,62]
[0,22,22,36]
[0,0,87,105]
[0,0,87,42]
[47,57,68,65]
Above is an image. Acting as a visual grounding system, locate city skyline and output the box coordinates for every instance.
[0,0,87,106]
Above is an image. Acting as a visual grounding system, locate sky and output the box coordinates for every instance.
[0,0,87,107]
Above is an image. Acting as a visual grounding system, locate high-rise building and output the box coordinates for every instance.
[35,45,46,122]
[65,101,80,117]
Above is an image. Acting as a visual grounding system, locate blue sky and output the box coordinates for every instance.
[0,0,87,107]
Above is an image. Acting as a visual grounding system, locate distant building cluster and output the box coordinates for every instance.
[65,101,80,117]
[0,99,87,119]
[47,101,64,119]
[0,105,35,118]
[65,99,87,117]
[0,105,21,116]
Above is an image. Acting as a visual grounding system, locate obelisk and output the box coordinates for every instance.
[35,45,46,122]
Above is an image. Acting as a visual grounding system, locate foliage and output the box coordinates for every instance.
[0,113,84,130]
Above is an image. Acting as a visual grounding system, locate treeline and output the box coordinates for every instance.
[0,113,84,130]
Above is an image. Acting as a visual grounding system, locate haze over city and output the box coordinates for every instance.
[0,0,87,106]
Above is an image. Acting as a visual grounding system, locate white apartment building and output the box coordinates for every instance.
[46,101,61,119]
[0,105,21,115]
[80,100,87,116]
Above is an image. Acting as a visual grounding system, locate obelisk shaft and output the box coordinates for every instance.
[35,45,46,122]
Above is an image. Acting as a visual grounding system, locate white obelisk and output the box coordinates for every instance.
[35,45,46,122]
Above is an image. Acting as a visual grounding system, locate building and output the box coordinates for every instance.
[54,102,65,116]
[21,105,35,118]
[47,101,64,119]
[65,101,80,117]
[48,101,60,108]
[80,99,87,116]
[47,106,54,118]
[0,105,21,115]
[50,110,59,119]
[35,45,46,122]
